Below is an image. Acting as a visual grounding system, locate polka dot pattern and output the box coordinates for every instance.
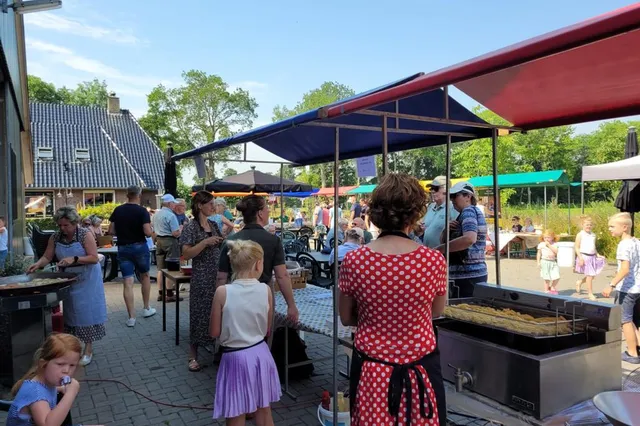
[339,246,447,425]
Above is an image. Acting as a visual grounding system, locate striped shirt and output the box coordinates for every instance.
[449,206,487,279]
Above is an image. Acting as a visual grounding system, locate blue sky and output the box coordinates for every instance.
[23,0,639,176]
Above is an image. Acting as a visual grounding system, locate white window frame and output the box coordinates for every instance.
[74,148,90,161]
[82,190,115,208]
[36,147,54,161]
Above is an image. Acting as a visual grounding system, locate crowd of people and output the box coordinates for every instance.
[8,171,640,426]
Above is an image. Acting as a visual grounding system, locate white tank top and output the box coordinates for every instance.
[579,230,596,255]
[220,279,269,348]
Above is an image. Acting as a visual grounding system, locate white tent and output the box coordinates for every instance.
[582,155,640,182]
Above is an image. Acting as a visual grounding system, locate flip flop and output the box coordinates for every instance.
[188,359,201,372]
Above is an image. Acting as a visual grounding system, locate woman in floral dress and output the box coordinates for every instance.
[339,173,448,426]
[180,191,224,372]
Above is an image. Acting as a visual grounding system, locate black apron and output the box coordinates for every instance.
[349,231,447,426]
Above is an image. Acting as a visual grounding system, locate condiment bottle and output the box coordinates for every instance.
[336,392,346,412]
[321,390,331,410]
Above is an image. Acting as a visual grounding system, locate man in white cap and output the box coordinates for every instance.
[436,181,488,298]
[152,194,183,302]
[422,176,458,249]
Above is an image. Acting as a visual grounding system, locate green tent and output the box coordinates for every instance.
[347,184,377,194]
[468,170,570,189]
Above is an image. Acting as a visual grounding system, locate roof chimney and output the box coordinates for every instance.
[107,92,120,114]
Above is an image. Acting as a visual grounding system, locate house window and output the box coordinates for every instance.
[74,148,90,161]
[36,147,54,161]
[83,191,115,207]
[25,191,54,218]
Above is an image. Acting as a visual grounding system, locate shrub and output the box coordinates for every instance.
[0,255,33,277]
[501,201,639,260]
[27,217,57,231]
[77,203,120,220]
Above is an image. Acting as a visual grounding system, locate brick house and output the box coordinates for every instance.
[25,95,165,218]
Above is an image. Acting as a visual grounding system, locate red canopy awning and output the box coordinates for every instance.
[327,4,640,130]
[313,186,358,196]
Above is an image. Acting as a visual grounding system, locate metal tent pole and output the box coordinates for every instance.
[280,164,285,234]
[567,185,571,235]
[382,115,389,175]
[544,186,548,229]
[332,128,340,426]
[491,129,501,286]
[581,181,585,214]
[445,134,452,301]
[528,187,531,207]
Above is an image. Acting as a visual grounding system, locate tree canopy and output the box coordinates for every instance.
[138,70,258,180]
[28,75,109,107]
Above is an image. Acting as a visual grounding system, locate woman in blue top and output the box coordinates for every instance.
[27,207,107,367]
[208,198,234,236]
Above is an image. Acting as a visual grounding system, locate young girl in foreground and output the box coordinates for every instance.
[537,230,560,294]
[210,239,281,426]
[575,216,606,300]
[7,333,99,426]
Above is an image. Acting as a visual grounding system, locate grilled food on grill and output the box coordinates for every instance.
[0,277,69,289]
[443,303,573,336]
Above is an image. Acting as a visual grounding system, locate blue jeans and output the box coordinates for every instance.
[117,243,150,279]
[0,250,7,270]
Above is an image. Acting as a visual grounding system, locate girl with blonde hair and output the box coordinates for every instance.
[210,239,280,425]
[575,215,606,300]
[537,230,560,294]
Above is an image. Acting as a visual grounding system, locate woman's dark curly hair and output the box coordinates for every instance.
[369,173,427,232]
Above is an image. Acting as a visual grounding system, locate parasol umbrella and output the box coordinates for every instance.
[614,126,639,236]
[204,167,313,194]
[191,180,252,193]
[163,144,178,197]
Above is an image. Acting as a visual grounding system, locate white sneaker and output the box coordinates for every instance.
[80,354,92,366]
[143,307,156,318]
[126,318,136,327]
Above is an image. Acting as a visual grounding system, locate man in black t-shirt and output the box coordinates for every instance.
[349,195,362,221]
[109,185,155,328]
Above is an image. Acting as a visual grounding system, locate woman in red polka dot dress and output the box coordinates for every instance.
[339,173,448,426]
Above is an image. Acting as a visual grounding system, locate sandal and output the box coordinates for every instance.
[188,359,201,372]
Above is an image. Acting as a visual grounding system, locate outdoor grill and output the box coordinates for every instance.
[0,272,75,387]
[437,283,622,420]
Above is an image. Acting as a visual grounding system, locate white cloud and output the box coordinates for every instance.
[230,80,269,96]
[26,38,166,90]
[24,12,145,45]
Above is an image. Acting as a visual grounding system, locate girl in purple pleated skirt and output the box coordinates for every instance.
[575,216,606,300]
[210,239,281,426]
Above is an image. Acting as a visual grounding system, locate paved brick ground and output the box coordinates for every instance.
[0,258,635,425]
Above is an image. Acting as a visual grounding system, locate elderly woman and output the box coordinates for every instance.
[339,173,447,426]
[436,181,488,298]
[27,206,107,366]
[180,191,224,372]
[328,228,363,266]
[322,218,349,254]
[209,198,235,236]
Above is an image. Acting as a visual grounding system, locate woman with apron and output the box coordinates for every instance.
[338,174,447,425]
[28,207,107,366]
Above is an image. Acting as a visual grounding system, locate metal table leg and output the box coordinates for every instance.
[175,277,180,346]
[162,272,166,332]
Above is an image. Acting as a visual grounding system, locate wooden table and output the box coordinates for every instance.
[160,269,191,346]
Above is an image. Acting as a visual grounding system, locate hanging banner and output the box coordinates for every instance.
[356,156,377,178]
[194,156,206,179]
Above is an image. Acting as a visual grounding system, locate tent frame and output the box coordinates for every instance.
[168,86,509,424]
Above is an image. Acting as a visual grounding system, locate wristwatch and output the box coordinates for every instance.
[73,256,79,264]
[609,283,616,288]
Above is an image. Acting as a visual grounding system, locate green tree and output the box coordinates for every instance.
[223,167,238,177]
[66,79,109,106]
[27,75,108,107]
[139,70,258,180]
[27,75,64,103]
[272,81,355,187]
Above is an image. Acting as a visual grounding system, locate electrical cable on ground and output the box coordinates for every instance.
[80,378,320,411]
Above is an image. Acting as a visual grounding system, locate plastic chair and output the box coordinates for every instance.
[298,226,314,237]
[296,252,333,288]
[297,235,310,251]
[281,231,297,244]
[284,240,306,255]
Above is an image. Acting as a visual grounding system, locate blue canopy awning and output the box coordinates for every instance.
[273,189,319,198]
[172,75,490,166]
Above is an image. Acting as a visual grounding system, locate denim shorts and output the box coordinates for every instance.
[614,291,640,326]
[117,242,150,279]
